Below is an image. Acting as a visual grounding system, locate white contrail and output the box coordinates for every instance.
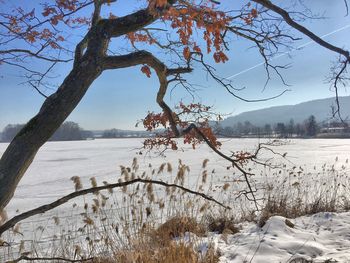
[225,24,350,80]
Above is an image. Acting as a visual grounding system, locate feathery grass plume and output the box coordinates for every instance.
[186,200,193,209]
[53,216,60,225]
[90,177,98,188]
[90,177,99,195]
[158,163,167,174]
[122,184,127,193]
[166,185,170,196]
[83,216,94,226]
[13,223,22,235]
[167,162,173,173]
[124,170,130,181]
[70,176,82,191]
[118,178,128,194]
[74,245,82,258]
[202,159,209,169]
[0,209,8,225]
[176,165,186,185]
[199,204,208,213]
[121,165,130,181]
[222,183,230,191]
[132,157,138,171]
[100,194,108,207]
[93,198,100,208]
[202,170,208,184]
[159,200,165,209]
[146,183,155,202]
[92,204,98,213]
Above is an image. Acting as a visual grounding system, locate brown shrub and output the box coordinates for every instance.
[112,242,219,263]
[206,216,239,235]
[150,216,206,246]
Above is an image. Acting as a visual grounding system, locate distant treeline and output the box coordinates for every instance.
[2,115,348,142]
[101,128,153,138]
[0,122,93,142]
[214,115,350,138]
[0,123,154,142]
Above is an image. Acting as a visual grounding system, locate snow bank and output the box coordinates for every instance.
[216,212,350,262]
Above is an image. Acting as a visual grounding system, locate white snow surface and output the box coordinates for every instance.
[1,138,349,217]
[1,138,350,262]
[207,212,350,262]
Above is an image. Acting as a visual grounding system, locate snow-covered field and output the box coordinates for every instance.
[1,138,349,216]
[0,138,350,262]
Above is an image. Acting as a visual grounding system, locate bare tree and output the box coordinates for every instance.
[0,0,349,212]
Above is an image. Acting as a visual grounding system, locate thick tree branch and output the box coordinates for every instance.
[99,0,177,38]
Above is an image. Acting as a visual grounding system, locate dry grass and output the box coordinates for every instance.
[258,193,339,227]
[1,156,350,262]
[258,162,350,227]
[149,216,206,246]
[206,215,239,235]
[111,241,219,263]
[92,215,218,263]
[0,158,222,262]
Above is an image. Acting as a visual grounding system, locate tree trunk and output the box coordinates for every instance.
[0,59,102,211]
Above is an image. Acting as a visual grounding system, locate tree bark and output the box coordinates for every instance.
[0,59,102,211]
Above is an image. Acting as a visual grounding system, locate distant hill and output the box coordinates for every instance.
[220,96,350,127]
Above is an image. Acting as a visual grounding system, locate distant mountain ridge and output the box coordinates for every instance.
[220,96,350,127]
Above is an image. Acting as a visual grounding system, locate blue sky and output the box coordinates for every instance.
[0,0,349,131]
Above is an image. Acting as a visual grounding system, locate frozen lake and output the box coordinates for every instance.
[1,138,350,262]
[1,138,349,217]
